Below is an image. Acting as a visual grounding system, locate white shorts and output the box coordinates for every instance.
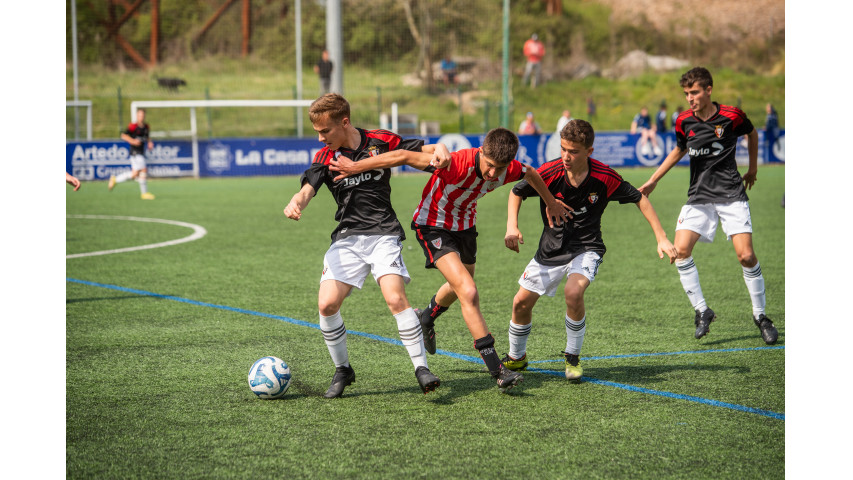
[130,153,148,171]
[518,251,602,297]
[321,235,410,289]
[676,201,753,243]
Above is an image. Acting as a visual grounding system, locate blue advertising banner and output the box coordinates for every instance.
[66,130,783,179]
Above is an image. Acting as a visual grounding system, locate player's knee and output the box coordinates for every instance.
[454,282,479,307]
[738,251,757,267]
[564,284,585,307]
[512,292,535,316]
[318,298,342,317]
[382,291,407,312]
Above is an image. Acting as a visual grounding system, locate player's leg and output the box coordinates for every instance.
[504,286,539,371]
[561,252,599,380]
[722,202,777,344]
[674,204,718,338]
[317,238,368,398]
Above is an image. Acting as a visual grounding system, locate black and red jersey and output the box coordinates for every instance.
[674,102,754,204]
[300,128,424,243]
[122,122,150,155]
[512,158,641,266]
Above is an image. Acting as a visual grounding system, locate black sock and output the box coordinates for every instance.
[426,295,448,323]
[474,334,502,377]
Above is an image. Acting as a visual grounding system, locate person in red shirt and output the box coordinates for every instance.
[329,127,572,393]
[522,33,545,88]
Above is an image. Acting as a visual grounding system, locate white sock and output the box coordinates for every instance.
[137,173,148,194]
[564,314,586,355]
[742,262,766,317]
[507,320,531,359]
[115,171,133,183]
[676,257,708,312]
[319,311,349,367]
[394,308,427,369]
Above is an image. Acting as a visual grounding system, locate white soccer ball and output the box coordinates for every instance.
[248,356,292,399]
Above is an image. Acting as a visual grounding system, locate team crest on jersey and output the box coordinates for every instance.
[588,192,599,204]
[431,238,442,249]
[714,125,725,138]
[367,145,381,157]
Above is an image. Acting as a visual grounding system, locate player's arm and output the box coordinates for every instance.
[329,149,435,181]
[66,172,81,191]
[283,182,317,221]
[635,194,677,264]
[742,127,759,190]
[637,145,687,196]
[504,191,525,253]
[420,143,452,169]
[521,166,572,228]
[120,133,142,147]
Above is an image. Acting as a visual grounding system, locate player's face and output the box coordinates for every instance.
[560,139,592,171]
[312,114,349,151]
[478,151,508,181]
[136,110,146,124]
[683,83,712,114]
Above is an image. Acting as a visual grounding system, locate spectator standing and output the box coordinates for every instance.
[555,110,573,134]
[671,106,682,132]
[587,97,597,119]
[314,49,333,95]
[518,112,542,136]
[656,102,668,133]
[440,55,458,92]
[522,34,545,88]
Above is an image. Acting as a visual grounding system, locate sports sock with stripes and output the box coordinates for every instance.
[675,256,708,313]
[394,308,427,369]
[564,314,586,355]
[742,262,766,318]
[319,311,349,367]
[507,320,531,360]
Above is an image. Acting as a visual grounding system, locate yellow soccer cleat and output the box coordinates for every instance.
[141,192,156,200]
[108,175,116,191]
[500,353,529,371]
[563,351,583,380]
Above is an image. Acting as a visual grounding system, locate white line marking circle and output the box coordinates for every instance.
[66,215,207,259]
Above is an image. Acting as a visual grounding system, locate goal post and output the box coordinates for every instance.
[130,99,314,178]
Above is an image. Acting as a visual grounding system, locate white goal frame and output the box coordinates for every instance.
[130,99,314,178]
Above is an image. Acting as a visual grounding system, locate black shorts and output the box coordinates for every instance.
[411,222,477,269]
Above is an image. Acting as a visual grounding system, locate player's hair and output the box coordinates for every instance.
[481,127,519,165]
[560,119,595,148]
[680,67,713,89]
[309,93,350,124]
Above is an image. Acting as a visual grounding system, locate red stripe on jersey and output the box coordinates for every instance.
[366,129,401,150]
[675,109,692,137]
[718,105,747,130]
[538,160,564,187]
[313,148,334,166]
[588,158,623,196]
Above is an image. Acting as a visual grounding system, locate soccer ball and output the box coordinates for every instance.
[248,356,292,399]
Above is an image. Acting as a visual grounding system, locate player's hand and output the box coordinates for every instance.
[329,156,361,181]
[545,199,573,228]
[66,173,81,191]
[638,180,656,196]
[742,170,757,190]
[431,143,452,169]
[284,200,302,221]
[658,238,677,264]
[504,228,524,253]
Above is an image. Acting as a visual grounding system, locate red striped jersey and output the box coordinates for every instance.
[300,128,424,243]
[412,148,526,231]
[512,158,641,265]
[674,102,754,204]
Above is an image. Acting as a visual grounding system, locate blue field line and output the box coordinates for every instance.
[67,278,783,419]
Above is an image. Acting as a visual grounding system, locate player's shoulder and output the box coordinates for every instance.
[588,158,623,181]
[312,147,334,165]
[717,103,749,121]
[365,128,401,143]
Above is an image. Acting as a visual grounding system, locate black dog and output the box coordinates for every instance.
[156,77,187,92]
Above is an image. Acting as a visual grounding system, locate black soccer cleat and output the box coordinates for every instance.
[753,314,778,345]
[495,365,523,393]
[416,308,437,355]
[323,364,355,398]
[694,307,716,339]
[415,366,441,394]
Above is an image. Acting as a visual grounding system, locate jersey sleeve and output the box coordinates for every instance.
[300,150,331,195]
[610,180,643,204]
[503,159,527,185]
[432,149,470,184]
[731,108,755,137]
[397,138,425,152]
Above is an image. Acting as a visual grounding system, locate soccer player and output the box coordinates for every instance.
[110,108,155,199]
[502,119,677,379]
[329,127,572,393]
[638,67,778,344]
[283,93,447,398]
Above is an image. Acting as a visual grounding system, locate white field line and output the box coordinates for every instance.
[66,215,207,259]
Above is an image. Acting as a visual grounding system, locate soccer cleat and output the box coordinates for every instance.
[694,307,716,339]
[415,366,440,394]
[563,352,583,380]
[323,364,355,399]
[501,353,528,371]
[753,314,778,345]
[416,308,437,355]
[495,365,523,393]
[141,192,156,200]
[108,175,116,191]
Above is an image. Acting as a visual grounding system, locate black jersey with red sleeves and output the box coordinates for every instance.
[122,122,150,155]
[674,102,754,204]
[512,158,642,266]
[300,128,424,243]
